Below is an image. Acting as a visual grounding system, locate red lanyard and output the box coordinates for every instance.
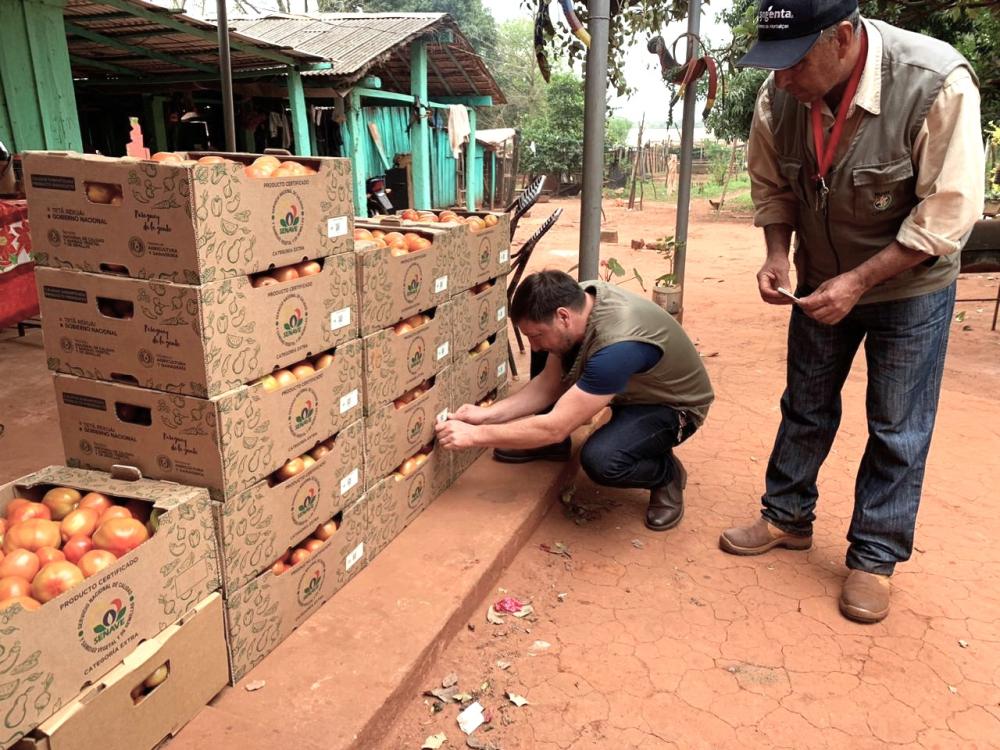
[811,28,868,191]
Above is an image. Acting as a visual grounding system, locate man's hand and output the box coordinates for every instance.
[449,403,491,425]
[435,418,479,450]
[757,255,793,305]
[798,271,866,325]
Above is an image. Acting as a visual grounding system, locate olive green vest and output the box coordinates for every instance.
[768,20,976,303]
[561,282,714,423]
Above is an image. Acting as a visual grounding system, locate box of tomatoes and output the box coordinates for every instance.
[449,383,510,481]
[15,594,228,750]
[0,465,219,749]
[361,299,456,412]
[453,328,510,409]
[448,276,508,354]
[223,492,369,683]
[352,221,462,335]
[35,252,358,398]
[22,151,355,284]
[214,418,365,595]
[363,367,457,489]
[52,339,363,501]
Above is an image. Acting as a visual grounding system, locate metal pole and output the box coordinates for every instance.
[673,0,701,322]
[578,0,610,282]
[217,0,237,152]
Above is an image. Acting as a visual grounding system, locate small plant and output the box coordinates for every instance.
[600,258,646,291]
[986,122,1000,201]
[649,236,680,288]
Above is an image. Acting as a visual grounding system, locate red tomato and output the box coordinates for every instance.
[78,492,113,516]
[289,548,311,566]
[3,519,61,554]
[99,506,133,524]
[93,518,149,557]
[0,576,31,599]
[6,501,52,525]
[314,520,339,541]
[303,538,325,552]
[31,561,84,603]
[0,595,40,613]
[36,547,65,566]
[60,507,99,542]
[62,534,94,565]
[41,487,81,520]
[78,550,117,578]
[0,549,40,582]
[271,560,288,576]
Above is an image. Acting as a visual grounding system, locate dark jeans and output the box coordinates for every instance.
[581,404,698,489]
[763,283,956,575]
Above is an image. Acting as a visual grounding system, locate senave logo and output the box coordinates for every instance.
[289,388,319,437]
[78,583,136,653]
[276,294,308,344]
[272,189,305,244]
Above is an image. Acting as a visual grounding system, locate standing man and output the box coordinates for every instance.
[720,0,984,622]
[436,270,714,531]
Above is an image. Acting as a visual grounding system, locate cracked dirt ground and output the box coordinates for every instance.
[379,198,1000,749]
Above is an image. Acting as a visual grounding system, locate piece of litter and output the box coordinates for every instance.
[700,351,720,358]
[528,640,551,654]
[540,542,571,558]
[749,456,758,462]
[426,686,461,703]
[948,686,958,694]
[557,592,567,602]
[466,739,488,750]
[452,692,475,703]
[244,680,266,692]
[487,606,506,625]
[422,732,448,749]
[494,596,525,614]
[631,538,644,549]
[443,672,459,688]
[458,702,486,734]
[507,692,530,707]
[496,660,512,670]
[512,604,534,619]
[958,640,969,649]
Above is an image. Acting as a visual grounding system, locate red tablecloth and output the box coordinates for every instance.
[0,199,38,328]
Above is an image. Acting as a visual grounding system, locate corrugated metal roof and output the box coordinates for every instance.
[65,0,323,81]
[228,13,505,103]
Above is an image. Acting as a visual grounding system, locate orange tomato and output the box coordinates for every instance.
[99,506,133,524]
[289,548,311,566]
[271,560,288,576]
[413,453,428,468]
[271,266,300,283]
[3,519,60,554]
[62,534,94,565]
[144,664,170,689]
[78,492,113,516]
[400,209,420,221]
[371,230,385,240]
[383,231,405,246]
[0,576,31,600]
[313,353,334,370]
[291,363,316,381]
[314,519,339,541]
[309,444,330,461]
[398,457,419,477]
[197,155,226,164]
[354,228,374,241]
[483,213,499,227]
[85,182,116,205]
[251,275,279,288]
[4,498,30,518]
[31,561,84,603]
[258,374,279,392]
[295,260,322,277]
[393,322,414,336]
[0,596,40,613]
[252,155,281,173]
[150,152,181,163]
[6,501,52,525]
[60,507,99,541]
[93,518,149,558]
[78,549,117,578]
[409,237,432,253]
[274,369,296,388]
[303,538,325,553]
[274,458,305,483]
[300,455,316,472]
[0,549,40,581]
[243,165,270,179]
[36,547,65,566]
[389,246,408,257]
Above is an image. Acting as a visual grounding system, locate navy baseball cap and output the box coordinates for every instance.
[738,0,859,70]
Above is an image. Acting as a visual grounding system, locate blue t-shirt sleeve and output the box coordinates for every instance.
[577,341,662,396]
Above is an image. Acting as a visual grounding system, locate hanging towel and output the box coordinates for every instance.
[447,104,471,159]
[269,111,282,139]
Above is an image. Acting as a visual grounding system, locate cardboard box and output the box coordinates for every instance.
[216,419,365,595]
[363,367,456,487]
[449,383,510,480]
[224,493,369,683]
[53,338,363,500]
[363,211,510,293]
[22,151,354,284]
[354,222,460,335]
[454,328,510,408]
[362,299,455,411]
[14,594,228,750]
[366,444,450,559]
[449,277,508,353]
[0,466,219,749]
[36,255,358,398]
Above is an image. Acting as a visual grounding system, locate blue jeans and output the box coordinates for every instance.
[581,404,697,489]
[763,283,956,575]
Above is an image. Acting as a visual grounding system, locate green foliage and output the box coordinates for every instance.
[986,122,1000,199]
[606,117,632,148]
[480,20,547,129]
[519,73,585,177]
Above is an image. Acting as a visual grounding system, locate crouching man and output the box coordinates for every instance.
[435,270,714,530]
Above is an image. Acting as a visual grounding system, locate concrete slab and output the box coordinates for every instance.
[166,437,587,750]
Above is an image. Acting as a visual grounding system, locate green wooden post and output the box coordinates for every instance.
[0,0,82,151]
[410,40,431,210]
[287,67,312,157]
[465,107,477,211]
[151,96,168,154]
[490,150,497,209]
[348,89,368,215]
[0,78,14,150]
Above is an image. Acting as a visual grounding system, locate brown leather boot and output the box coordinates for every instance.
[645,455,686,531]
[839,570,891,623]
[718,518,812,555]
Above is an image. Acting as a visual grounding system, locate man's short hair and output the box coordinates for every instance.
[510,270,586,324]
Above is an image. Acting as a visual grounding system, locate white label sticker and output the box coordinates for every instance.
[327,216,349,238]
[497,306,506,322]
[499,249,509,264]
[497,362,507,378]
[436,341,450,360]
[434,276,448,294]
[436,409,449,424]
[339,389,359,413]
[340,467,360,495]
[345,542,364,571]
[330,307,351,330]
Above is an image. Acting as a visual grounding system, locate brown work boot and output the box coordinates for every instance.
[645,455,687,531]
[839,570,891,624]
[718,518,812,555]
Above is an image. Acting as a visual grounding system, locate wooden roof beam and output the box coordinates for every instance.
[65,21,215,74]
